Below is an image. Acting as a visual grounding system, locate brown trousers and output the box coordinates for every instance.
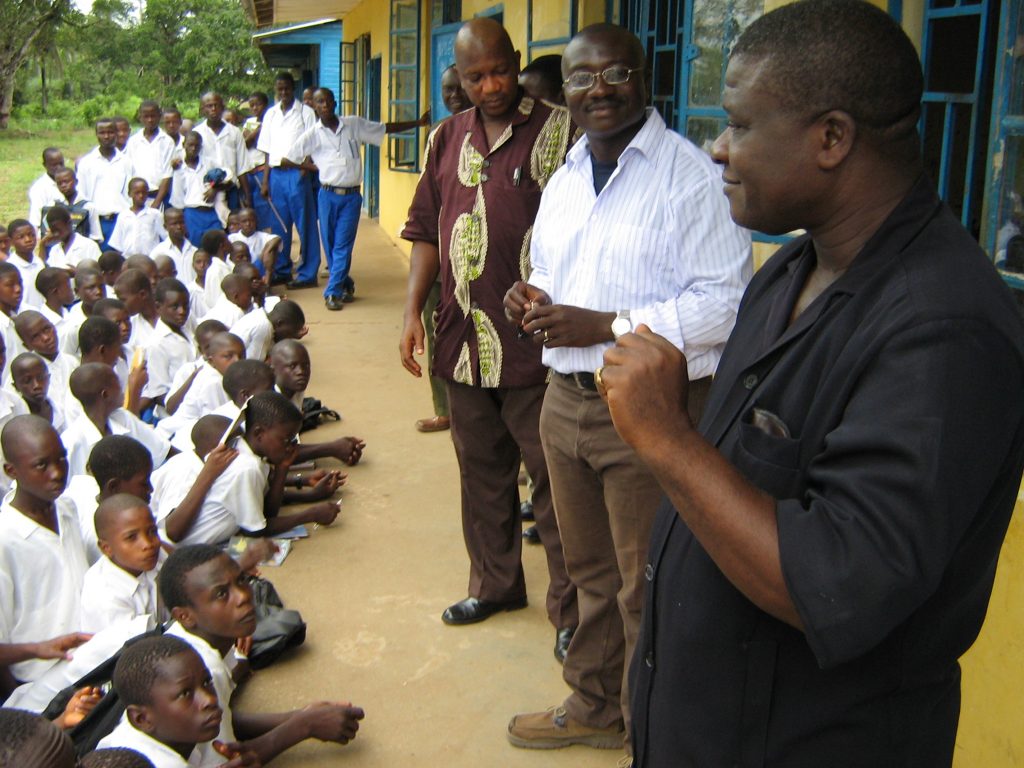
[446,381,577,630]
[541,374,711,733]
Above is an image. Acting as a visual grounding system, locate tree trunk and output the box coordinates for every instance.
[41,63,48,115]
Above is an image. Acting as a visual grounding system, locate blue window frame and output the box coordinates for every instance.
[389,0,422,171]
[526,0,576,61]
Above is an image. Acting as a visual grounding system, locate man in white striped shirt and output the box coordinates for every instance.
[504,23,752,755]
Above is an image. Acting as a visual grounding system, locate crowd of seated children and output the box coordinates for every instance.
[230,296,303,364]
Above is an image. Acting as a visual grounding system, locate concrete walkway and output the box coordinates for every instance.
[236,219,618,767]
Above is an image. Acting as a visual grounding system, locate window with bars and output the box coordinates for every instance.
[389,0,422,171]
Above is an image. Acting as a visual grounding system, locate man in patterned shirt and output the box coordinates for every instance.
[400,17,577,656]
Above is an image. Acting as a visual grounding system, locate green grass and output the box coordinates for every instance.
[0,125,96,226]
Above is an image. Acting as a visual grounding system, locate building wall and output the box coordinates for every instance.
[338,1,1024,761]
[272,0,337,24]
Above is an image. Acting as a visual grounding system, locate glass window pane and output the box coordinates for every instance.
[392,69,417,102]
[395,0,418,29]
[1010,13,1023,114]
[688,0,761,107]
[684,116,725,155]
[995,135,1024,273]
[531,2,571,41]
[394,32,417,65]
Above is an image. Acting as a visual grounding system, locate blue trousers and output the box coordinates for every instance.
[183,207,223,248]
[99,216,118,251]
[245,171,273,232]
[268,167,319,281]
[318,188,362,298]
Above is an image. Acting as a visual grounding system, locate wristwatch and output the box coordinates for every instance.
[611,309,632,339]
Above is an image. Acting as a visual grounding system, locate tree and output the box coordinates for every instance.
[0,0,74,128]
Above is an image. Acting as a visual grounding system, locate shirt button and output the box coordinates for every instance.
[743,373,759,390]
[480,172,488,182]
[645,652,655,668]
[644,564,654,581]
[482,160,490,167]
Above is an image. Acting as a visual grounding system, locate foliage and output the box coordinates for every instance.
[7,0,269,127]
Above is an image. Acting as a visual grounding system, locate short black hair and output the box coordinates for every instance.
[41,146,62,162]
[138,99,161,113]
[79,748,156,768]
[79,316,120,354]
[192,414,231,456]
[275,71,296,86]
[154,277,188,303]
[0,708,75,767]
[0,262,19,280]
[124,254,156,274]
[249,91,269,106]
[75,266,103,289]
[88,435,153,486]
[115,268,151,295]
[195,318,229,340]
[159,544,224,609]
[245,389,301,434]
[521,54,563,92]
[6,218,33,237]
[200,229,227,254]
[93,297,127,317]
[44,205,72,226]
[113,635,196,707]
[732,0,923,149]
[162,106,181,118]
[98,250,125,274]
[269,299,305,328]
[70,362,119,407]
[223,360,274,399]
[95,493,150,541]
[36,267,69,297]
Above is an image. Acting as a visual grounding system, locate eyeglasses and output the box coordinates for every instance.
[563,66,644,94]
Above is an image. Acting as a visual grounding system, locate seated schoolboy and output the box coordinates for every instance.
[187,250,211,328]
[60,267,107,357]
[231,263,276,312]
[64,433,154,564]
[162,319,226,419]
[0,416,89,684]
[0,338,29,493]
[140,278,195,418]
[229,298,304,365]
[149,207,197,285]
[35,266,74,333]
[0,262,24,377]
[99,249,126,289]
[0,708,77,768]
[228,208,280,279]
[228,240,252,268]
[109,178,166,257]
[79,494,164,633]
[158,545,364,762]
[153,254,177,282]
[114,268,160,354]
[13,310,77,403]
[199,230,232,311]
[160,333,243,438]
[6,218,46,309]
[205,274,251,328]
[9,352,63,431]
[62,363,173,478]
[79,747,159,768]
[40,205,101,273]
[159,391,342,546]
[270,340,364,466]
[99,635,257,768]
[225,210,241,235]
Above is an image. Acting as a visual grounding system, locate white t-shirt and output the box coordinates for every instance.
[203,257,232,310]
[124,128,175,191]
[76,147,132,216]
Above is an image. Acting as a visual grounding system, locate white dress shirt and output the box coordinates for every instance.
[205,295,246,328]
[108,206,167,256]
[7,253,46,309]
[79,550,164,633]
[61,473,101,564]
[59,301,91,358]
[287,116,385,188]
[99,717,204,768]
[242,115,266,170]
[76,147,133,216]
[47,232,101,271]
[62,408,171,478]
[169,399,239,454]
[27,173,63,230]
[39,304,67,338]
[194,120,249,182]
[0,390,28,494]
[143,320,196,400]
[157,435,267,545]
[158,362,228,438]
[44,352,78,410]
[151,236,198,284]
[129,313,161,355]
[529,108,752,379]
[0,497,88,682]
[151,449,204,520]
[170,158,221,211]
[256,100,316,167]
[125,128,176,191]
[203,256,232,309]
[228,230,280,265]
[230,307,272,362]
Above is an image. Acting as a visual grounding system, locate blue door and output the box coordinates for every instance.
[364,55,382,218]
[430,22,461,123]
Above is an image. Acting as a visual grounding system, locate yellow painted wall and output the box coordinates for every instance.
[273,0,337,24]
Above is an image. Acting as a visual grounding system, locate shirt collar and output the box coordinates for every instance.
[567,106,664,169]
[0,498,74,540]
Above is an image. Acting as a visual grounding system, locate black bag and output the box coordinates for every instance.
[42,625,165,757]
[248,576,306,669]
[300,396,341,433]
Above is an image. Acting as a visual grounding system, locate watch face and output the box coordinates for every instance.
[611,317,631,338]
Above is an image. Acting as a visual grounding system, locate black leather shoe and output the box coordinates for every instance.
[341,287,355,303]
[325,295,344,311]
[554,627,575,664]
[522,524,540,544]
[270,274,291,286]
[288,279,318,289]
[441,596,527,626]
[520,500,534,521]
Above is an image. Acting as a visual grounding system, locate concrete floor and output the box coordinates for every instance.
[236,220,619,767]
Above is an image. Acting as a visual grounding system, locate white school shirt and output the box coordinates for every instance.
[76,147,133,216]
[108,206,167,256]
[170,158,222,211]
[42,353,78,415]
[129,313,161,356]
[166,362,228,429]
[529,108,752,380]
[39,305,67,341]
[204,295,246,328]
[194,120,248,182]
[163,436,267,545]
[0,391,29,494]
[187,283,208,328]
[230,307,272,363]
[99,717,204,768]
[79,551,165,633]
[242,115,266,170]
[168,398,239,454]
[256,100,316,167]
[7,253,46,309]
[143,321,196,399]
[47,232,101,271]
[152,449,204,522]
[59,301,89,357]
[203,257,231,309]
[0,314,22,385]
[228,230,280,263]
[165,622,237,751]
[61,473,101,564]
[27,173,63,230]
[124,128,175,191]
[287,116,385,188]
[62,408,171,479]
[151,236,198,284]
[0,497,88,682]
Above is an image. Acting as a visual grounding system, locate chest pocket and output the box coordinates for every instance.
[733,409,804,497]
